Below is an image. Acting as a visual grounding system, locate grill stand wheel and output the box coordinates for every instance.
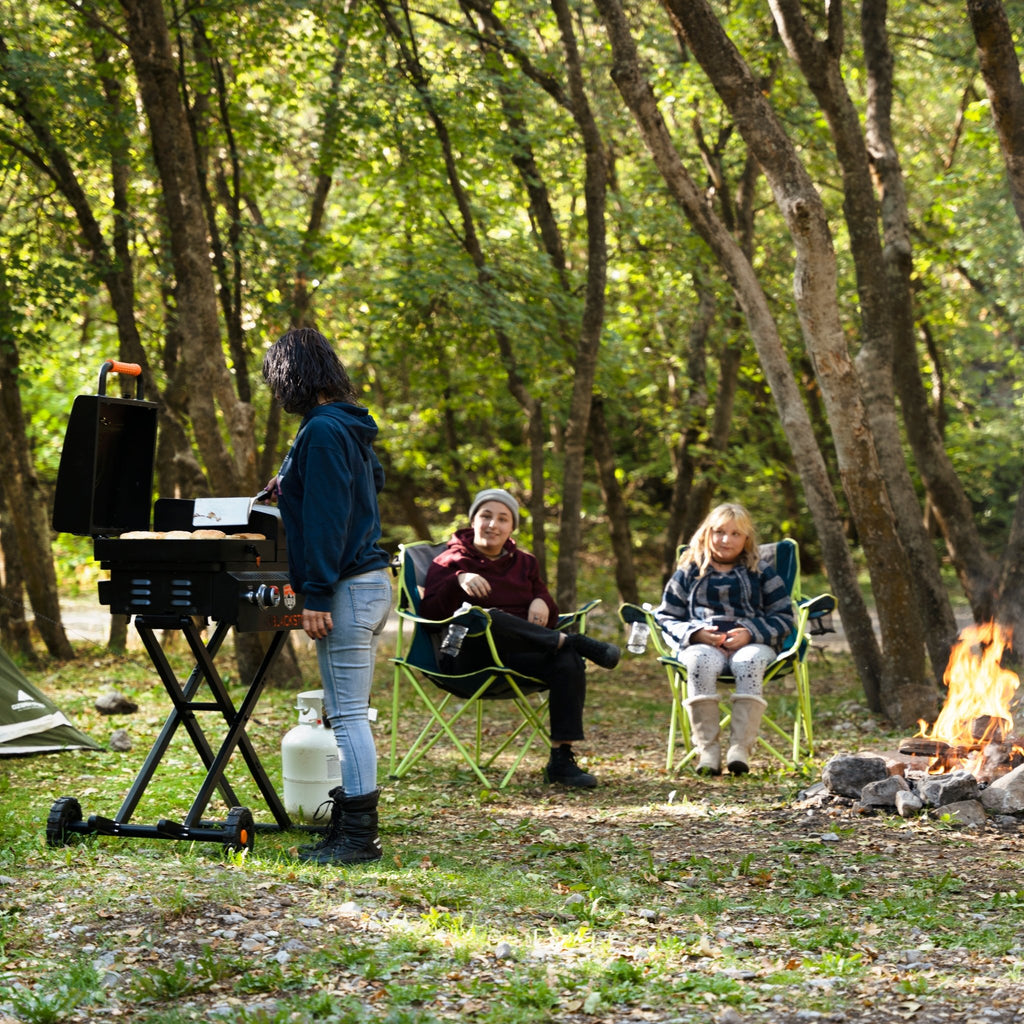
[46,796,89,846]
[224,806,256,853]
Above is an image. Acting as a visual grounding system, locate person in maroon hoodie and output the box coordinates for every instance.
[420,488,619,788]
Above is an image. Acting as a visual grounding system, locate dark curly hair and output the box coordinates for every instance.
[262,327,358,414]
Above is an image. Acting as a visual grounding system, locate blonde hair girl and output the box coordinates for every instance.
[681,503,761,574]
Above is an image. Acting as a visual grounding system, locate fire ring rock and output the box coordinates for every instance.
[916,769,980,807]
[895,790,924,818]
[930,799,987,827]
[821,754,889,798]
[979,763,1024,815]
[859,775,911,808]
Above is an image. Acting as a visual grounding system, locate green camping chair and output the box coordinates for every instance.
[619,538,835,771]
[388,541,598,788]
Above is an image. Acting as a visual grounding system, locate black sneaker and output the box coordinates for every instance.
[544,746,598,788]
[570,634,621,669]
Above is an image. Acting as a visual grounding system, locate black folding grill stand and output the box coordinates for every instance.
[47,616,295,853]
[47,361,312,854]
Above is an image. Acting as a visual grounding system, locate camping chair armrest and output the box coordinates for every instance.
[798,593,837,636]
[799,593,835,616]
[618,602,649,626]
[557,598,601,632]
[618,602,673,656]
[395,605,492,635]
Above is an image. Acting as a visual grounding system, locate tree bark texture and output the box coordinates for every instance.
[967,0,1024,232]
[661,285,713,575]
[861,0,996,625]
[590,395,639,605]
[0,483,36,660]
[550,0,610,614]
[966,0,1024,643]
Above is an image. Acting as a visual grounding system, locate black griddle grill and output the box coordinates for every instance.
[46,360,307,852]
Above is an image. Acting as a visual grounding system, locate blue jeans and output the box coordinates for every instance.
[316,568,392,797]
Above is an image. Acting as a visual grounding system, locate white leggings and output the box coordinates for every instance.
[681,643,775,698]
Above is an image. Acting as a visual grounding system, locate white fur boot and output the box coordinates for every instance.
[684,696,722,776]
[726,695,767,775]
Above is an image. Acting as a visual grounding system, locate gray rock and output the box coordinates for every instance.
[821,754,889,798]
[95,691,138,715]
[980,763,1024,814]
[715,1009,746,1024]
[795,781,827,802]
[860,775,910,808]
[917,769,980,807]
[108,728,132,752]
[895,790,924,817]
[932,799,987,828]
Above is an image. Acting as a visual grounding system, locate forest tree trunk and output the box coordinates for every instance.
[118,0,256,495]
[590,396,638,606]
[551,0,609,614]
[0,339,73,659]
[594,0,887,711]
[662,0,938,726]
[769,0,959,683]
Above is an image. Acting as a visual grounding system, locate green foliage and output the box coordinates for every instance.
[1,957,102,1024]
[1,0,1023,621]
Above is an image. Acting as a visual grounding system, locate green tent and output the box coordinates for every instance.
[0,646,102,756]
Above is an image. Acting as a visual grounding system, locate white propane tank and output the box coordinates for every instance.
[281,690,342,822]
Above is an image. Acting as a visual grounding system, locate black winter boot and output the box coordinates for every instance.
[568,633,621,669]
[298,789,382,865]
[296,786,347,855]
[544,745,598,788]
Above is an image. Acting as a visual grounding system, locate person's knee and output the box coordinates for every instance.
[732,644,773,670]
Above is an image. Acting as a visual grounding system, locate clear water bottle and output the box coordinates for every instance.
[627,603,653,654]
[441,602,473,657]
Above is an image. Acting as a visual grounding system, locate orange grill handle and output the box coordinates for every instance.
[105,360,142,376]
[98,359,145,399]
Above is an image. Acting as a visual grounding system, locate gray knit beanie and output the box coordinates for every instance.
[468,488,520,530]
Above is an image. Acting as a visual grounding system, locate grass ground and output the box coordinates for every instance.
[2,615,1023,1024]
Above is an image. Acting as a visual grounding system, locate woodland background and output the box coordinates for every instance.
[1,0,1023,728]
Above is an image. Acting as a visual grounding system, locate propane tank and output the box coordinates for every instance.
[281,690,342,822]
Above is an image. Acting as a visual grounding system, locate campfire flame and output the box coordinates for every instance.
[916,622,1022,773]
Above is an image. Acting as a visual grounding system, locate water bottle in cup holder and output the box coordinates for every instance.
[441,602,473,657]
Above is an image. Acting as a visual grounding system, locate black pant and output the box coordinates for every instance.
[440,610,587,743]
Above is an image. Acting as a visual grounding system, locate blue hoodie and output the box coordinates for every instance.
[276,402,390,612]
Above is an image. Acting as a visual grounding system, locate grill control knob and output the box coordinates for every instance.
[246,584,281,610]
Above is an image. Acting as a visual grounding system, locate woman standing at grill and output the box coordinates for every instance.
[262,327,392,865]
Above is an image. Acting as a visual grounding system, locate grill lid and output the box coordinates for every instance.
[51,361,157,537]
